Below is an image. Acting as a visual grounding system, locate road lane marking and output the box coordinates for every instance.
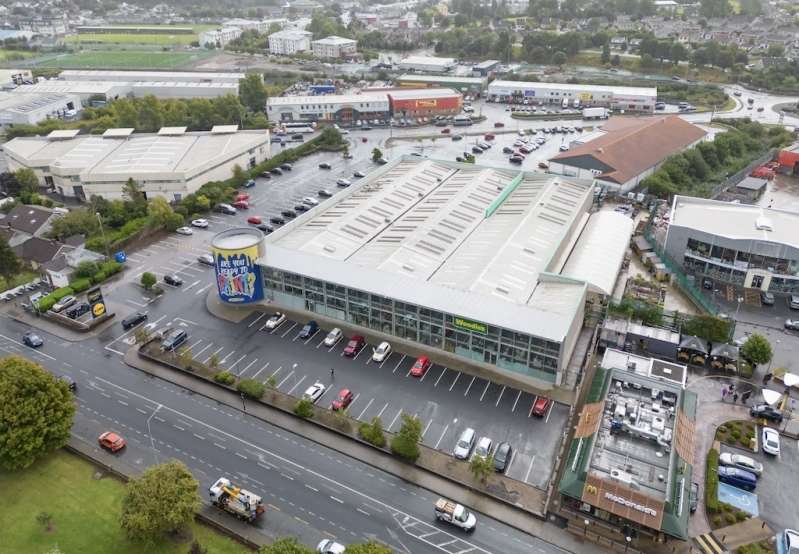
[376,402,389,419]
[357,508,371,517]
[277,370,294,389]
[420,366,432,382]
[188,338,204,349]
[330,496,344,504]
[213,442,227,450]
[511,390,522,412]
[238,358,258,377]
[305,484,319,492]
[421,419,432,438]
[184,280,201,291]
[479,381,491,402]
[353,345,367,361]
[529,396,538,418]
[193,433,206,440]
[464,376,476,397]
[248,313,266,328]
[203,345,224,364]
[392,355,406,374]
[545,400,554,423]
[505,450,516,474]
[524,455,537,483]
[280,322,297,338]
[195,283,213,296]
[220,350,236,364]
[235,452,247,459]
[357,398,374,420]
[227,354,247,370]
[252,362,270,380]
[448,372,460,392]
[434,368,448,386]
[495,385,506,407]
[303,329,319,345]
[434,424,449,449]
[388,409,402,431]
[287,375,306,395]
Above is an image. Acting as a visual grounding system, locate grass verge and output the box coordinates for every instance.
[33,50,211,69]
[0,450,250,554]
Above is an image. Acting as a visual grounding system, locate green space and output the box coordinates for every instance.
[31,50,212,69]
[66,34,200,46]
[0,49,38,62]
[0,450,249,554]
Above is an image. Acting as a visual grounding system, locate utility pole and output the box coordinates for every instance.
[96,212,110,260]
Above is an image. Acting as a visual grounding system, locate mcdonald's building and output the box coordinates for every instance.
[557,348,697,548]
[387,88,463,118]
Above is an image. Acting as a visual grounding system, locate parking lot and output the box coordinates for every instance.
[719,430,799,532]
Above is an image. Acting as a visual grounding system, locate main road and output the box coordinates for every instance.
[0,266,571,554]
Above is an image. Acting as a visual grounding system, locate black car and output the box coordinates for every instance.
[375,158,388,165]
[281,209,297,219]
[509,155,524,164]
[455,156,465,162]
[291,133,304,141]
[294,204,308,212]
[214,203,236,215]
[702,277,714,290]
[65,302,91,319]
[318,189,333,198]
[471,146,483,154]
[259,171,272,179]
[298,320,319,339]
[164,274,183,286]
[280,163,293,171]
[22,331,43,348]
[256,223,274,234]
[502,146,514,154]
[319,162,332,169]
[160,329,187,351]
[270,167,283,176]
[270,216,285,225]
[493,442,513,473]
[59,374,77,392]
[750,404,783,423]
[121,311,148,330]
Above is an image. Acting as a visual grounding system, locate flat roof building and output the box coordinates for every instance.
[664,196,799,297]
[269,29,312,55]
[386,88,462,116]
[14,79,239,100]
[58,70,246,84]
[3,127,269,202]
[249,157,634,391]
[396,74,488,93]
[488,80,657,112]
[398,55,456,73]
[311,35,357,58]
[558,349,696,545]
[200,27,243,47]
[266,93,390,124]
[549,116,706,194]
[0,91,81,128]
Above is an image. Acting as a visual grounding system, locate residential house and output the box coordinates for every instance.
[1,204,56,247]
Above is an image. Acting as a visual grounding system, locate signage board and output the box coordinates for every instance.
[212,240,264,304]
[86,286,106,319]
[453,317,487,335]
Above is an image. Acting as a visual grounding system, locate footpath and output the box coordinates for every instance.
[124,346,604,554]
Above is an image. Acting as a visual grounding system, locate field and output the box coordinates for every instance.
[66,33,201,46]
[0,450,250,554]
[30,50,213,69]
[0,49,38,62]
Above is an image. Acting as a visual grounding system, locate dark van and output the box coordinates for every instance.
[718,466,757,491]
[160,329,188,351]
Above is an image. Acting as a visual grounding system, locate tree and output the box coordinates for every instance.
[611,54,621,66]
[147,197,175,229]
[390,414,423,461]
[239,73,267,113]
[259,538,314,554]
[358,416,386,447]
[208,353,221,369]
[552,50,567,66]
[122,178,146,210]
[0,236,20,278]
[47,207,100,240]
[344,543,393,554]
[0,355,75,470]
[120,460,200,543]
[294,398,314,418]
[36,511,53,531]
[740,334,772,368]
[141,272,157,290]
[231,164,247,187]
[371,147,383,162]
[766,43,785,58]
[470,454,494,483]
[15,168,38,195]
[188,540,208,554]
[600,43,610,64]
[138,95,164,132]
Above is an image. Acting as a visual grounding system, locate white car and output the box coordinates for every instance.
[191,218,209,228]
[197,253,214,265]
[733,333,751,347]
[453,428,476,460]
[303,382,327,404]
[372,341,392,363]
[336,178,352,187]
[264,312,286,330]
[559,144,569,151]
[471,436,493,461]
[52,295,77,313]
[353,170,366,178]
[719,452,763,476]
[323,327,342,347]
[762,427,780,455]
[782,529,799,554]
[302,196,319,207]
[175,226,193,235]
[316,540,346,554]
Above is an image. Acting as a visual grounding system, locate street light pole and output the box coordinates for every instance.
[241,392,246,412]
[96,212,110,260]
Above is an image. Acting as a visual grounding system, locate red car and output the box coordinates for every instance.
[494,122,505,128]
[410,356,432,377]
[484,133,495,140]
[331,388,354,411]
[441,128,451,134]
[232,200,249,210]
[98,431,126,452]
[532,396,551,417]
[343,335,365,357]
[236,193,250,202]
[247,216,262,225]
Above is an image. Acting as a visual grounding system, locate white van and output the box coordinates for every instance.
[789,295,799,310]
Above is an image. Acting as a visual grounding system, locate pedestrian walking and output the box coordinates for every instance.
[330,367,335,379]
[722,387,728,401]
[742,390,751,404]
[733,392,739,403]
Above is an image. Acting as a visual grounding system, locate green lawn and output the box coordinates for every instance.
[33,50,212,69]
[0,49,38,62]
[66,33,200,46]
[0,450,251,554]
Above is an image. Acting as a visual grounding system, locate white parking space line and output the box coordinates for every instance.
[545,400,554,423]
[505,450,516,474]
[280,322,297,338]
[376,402,389,419]
[248,313,266,328]
[388,409,403,431]
[270,366,282,378]
[494,385,506,407]
[277,370,294,389]
[315,336,327,349]
[220,350,236,364]
[353,345,367,361]
[421,419,432,438]
[252,362,270,380]
[203,345,224,364]
[528,396,539,418]
[434,424,449,449]
[238,358,258,377]
[287,375,306,395]
[448,372,461,392]
[434,368,448,386]
[511,390,522,412]
[184,280,201,291]
[392,355,406,374]
[326,336,341,352]
[524,455,537,483]
[357,398,374,420]
[227,354,247,370]
[303,329,319,345]
[195,283,212,295]
[479,381,491,402]
[464,376,477,397]
[378,354,391,368]
[420,366,432,382]
[188,338,204,350]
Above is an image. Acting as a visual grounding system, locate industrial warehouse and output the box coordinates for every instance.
[3,126,269,201]
[223,157,635,391]
[487,81,657,112]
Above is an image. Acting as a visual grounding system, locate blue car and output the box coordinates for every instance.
[243,179,256,188]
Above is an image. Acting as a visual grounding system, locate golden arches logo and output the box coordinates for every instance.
[585,485,598,496]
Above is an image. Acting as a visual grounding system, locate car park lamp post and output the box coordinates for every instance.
[96,212,111,260]
[734,296,744,320]
[625,536,631,552]
[584,519,590,535]
[241,392,246,412]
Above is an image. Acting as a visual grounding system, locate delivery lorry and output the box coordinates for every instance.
[434,498,477,531]
[209,477,265,523]
[582,107,608,120]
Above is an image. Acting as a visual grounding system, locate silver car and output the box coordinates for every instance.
[303,382,327,404]
[471,436,493,461]
[719,452,763,476]
[323,327,342,347]
[453,428,476,460]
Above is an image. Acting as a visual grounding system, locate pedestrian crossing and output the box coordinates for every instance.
[694,532,726,554]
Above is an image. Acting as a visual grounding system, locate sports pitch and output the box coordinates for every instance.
[32,50,214,69]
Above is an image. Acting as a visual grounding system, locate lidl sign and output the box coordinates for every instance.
[453,317,487,334]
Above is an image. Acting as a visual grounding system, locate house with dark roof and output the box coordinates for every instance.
[1,204,57,247]
[11,237,64,268]
[548,116,707,194]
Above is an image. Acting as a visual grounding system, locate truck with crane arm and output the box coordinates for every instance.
[209,477,265,523]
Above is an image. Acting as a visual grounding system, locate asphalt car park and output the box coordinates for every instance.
[148,310,568,489]
[718,430,799,532]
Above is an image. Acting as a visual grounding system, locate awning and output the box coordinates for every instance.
[783,373,799,387]
[762,389,782,406]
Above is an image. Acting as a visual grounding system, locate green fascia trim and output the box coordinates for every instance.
[485,171,524,218]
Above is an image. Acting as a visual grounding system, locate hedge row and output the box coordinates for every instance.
[705,448,720,513]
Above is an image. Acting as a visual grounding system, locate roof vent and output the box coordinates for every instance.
[627,361,637,371]
[401,263,415,272]
[323,244,336,253]
[755,216,773,232]
[495,285,509,294]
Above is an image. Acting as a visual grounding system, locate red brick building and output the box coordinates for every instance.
[387,88,463,117]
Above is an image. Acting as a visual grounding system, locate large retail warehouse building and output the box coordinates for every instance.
[254,157,634,390]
